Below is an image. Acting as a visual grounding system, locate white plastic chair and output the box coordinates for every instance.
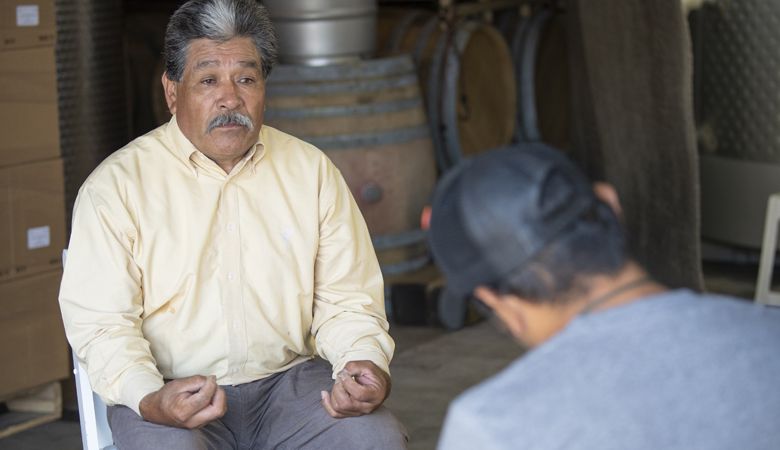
[755,194,780,306]
[72,353,116,450]
[63,249,116,449]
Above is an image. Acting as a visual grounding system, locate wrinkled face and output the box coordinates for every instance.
[163,37,265,173]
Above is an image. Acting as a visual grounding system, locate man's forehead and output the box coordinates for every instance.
[193,59,260,70]
[186,37,261,70]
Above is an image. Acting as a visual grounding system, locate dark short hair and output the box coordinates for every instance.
[163,0,278,81]
[492,200,628,304]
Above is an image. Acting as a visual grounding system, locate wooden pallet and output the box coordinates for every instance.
[0,381,62,439]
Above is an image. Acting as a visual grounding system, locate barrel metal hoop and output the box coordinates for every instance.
[303,125,430,150]
[380,254,431,276]
[267,7,377,21]
[428,25,451,171]
[372,229,427,250]
[263,1,376,20]
[269,55,415,82]
[267,73,418,96]
[441,22,479,170]
[271,9,376,21]
[413,16,440,63]
[388,10,424,54]
[518,9,552,143]
[510,15,531,142]
[375,229,430,276]
[265,97,423,120]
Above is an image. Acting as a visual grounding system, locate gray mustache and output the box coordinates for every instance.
[206,111,253,133]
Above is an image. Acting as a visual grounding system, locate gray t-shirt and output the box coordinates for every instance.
[438,290,780,449]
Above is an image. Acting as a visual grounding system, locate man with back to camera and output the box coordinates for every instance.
[58,0,407,448]
[427,143,780,449]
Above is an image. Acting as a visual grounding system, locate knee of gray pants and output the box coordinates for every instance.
[301,406,408,450]
[107,405,229,450]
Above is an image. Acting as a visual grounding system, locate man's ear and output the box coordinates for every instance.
[161,72,177,115]
[593,181,622,218]
[473,286,503,310]
[473,286,528,341]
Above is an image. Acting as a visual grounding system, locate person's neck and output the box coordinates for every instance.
[211,153,247,174]
[217,160,237,174]
[573,262,664,315]
[524,262,666,347]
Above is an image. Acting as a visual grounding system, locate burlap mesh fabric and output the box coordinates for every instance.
[566,0,703,290]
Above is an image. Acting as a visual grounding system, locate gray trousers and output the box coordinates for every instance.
[107,359,407,450]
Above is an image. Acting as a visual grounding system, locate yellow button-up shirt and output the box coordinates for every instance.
[59,117,393,415]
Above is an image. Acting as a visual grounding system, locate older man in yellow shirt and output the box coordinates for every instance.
[58,0,406,448]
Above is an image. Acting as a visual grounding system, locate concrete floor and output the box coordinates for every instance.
[0,260,760,450]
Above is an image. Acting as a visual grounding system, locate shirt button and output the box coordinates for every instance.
[227,272,235,281]
[227,223,236,232]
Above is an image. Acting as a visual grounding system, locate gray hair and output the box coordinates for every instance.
[164,0,278,81]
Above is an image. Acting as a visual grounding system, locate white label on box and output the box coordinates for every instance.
[27,225,50,250]
[16,5,40,27]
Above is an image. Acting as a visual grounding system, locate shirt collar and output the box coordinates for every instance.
[164,115,267,177]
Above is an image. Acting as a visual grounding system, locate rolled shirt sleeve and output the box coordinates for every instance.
[311,156,395,377]
[59,181,164,416]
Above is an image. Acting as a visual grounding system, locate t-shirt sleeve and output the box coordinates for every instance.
[437,399,504,450]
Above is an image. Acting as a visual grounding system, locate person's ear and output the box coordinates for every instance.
[473,286,502,309]
[473,286,528,341]
[593,181,622,218]
[162,72,178,115]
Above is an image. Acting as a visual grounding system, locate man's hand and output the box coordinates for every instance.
[139,375,227,429]
[320,360,391,418]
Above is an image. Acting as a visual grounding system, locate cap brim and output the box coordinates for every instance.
[437,286,470,331]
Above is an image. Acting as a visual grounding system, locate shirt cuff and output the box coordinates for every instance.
[119,369,165,417]
[331,349,391,379]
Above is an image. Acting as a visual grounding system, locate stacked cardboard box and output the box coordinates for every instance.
[0,0,68,400]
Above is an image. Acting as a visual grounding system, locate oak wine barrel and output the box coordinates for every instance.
[264,55,437,276]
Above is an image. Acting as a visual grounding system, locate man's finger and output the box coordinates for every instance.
[339,365,390,406]
[329,380,358,413]
[338,372,377,403]
[184,387,227,429]
[168,375,210,394]
[190,376,217,398]
[180,376,218,412]
[207,385,227,416]
[333,381,372,416]
[330,381,378,416]
[164,376,218,425]
[320,390,346,418]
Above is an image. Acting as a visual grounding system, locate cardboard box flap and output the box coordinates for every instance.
[0,101,60,167]
[0,46,57,103]
[4,158,65,277]
[0,1,56,50]
[0,1,55,29]
[0,270,69,397]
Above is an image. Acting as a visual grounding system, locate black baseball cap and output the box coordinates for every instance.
[428,143,597,326]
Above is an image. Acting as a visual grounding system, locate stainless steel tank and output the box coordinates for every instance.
[263,0,378,65]
[692,0,780,248]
